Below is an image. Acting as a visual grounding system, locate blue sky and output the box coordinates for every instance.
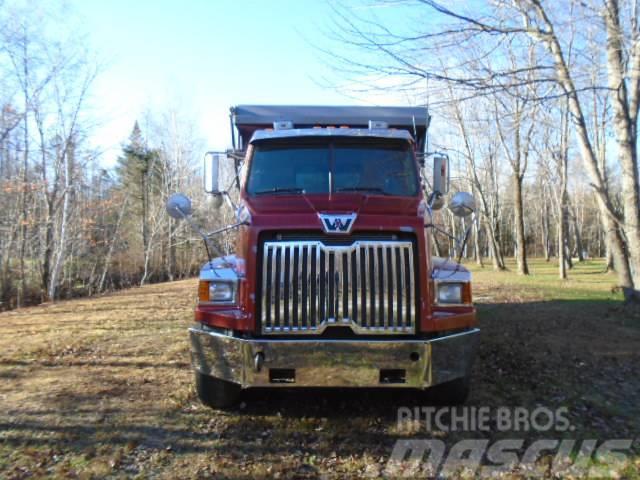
[67,0,420,166]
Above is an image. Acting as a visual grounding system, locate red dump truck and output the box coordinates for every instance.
[166,105,478,408]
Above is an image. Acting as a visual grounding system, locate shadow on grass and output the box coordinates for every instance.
[1,299,638,459]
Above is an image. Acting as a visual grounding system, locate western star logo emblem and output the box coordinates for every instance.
[318,213,357,234]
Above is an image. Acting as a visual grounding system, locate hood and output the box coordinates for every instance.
[243,193,421,216]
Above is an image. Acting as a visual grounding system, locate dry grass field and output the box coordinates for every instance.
[0,259,639,478]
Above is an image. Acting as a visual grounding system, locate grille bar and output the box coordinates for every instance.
[260,240,416,335]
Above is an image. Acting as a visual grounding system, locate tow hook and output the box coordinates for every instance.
[254,352,265,372]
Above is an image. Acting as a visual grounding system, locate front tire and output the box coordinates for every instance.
[195,371,241,409]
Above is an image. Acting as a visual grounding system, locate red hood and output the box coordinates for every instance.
[243,193,421,216]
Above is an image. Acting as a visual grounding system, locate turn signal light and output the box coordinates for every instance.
[198,280,210,302]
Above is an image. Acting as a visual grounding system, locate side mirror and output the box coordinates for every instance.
[166,193,192,220]
[204,152,223,194]
[448,192,476,217]
[433,155,450,196]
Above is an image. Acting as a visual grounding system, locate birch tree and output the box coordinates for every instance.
[328,0,640,297]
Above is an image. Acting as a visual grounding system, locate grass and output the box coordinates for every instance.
[0,258,638,478]
[469,258,623,302]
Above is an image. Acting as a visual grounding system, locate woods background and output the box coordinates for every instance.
[1,0,639,310]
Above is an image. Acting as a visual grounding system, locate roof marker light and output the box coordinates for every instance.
[369,120,388,129]
[273,121,293,130]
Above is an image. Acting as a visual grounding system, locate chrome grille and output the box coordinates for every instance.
[260,240,416,335]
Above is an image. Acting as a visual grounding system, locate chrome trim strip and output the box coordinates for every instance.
[305,244,311,330]
[400,246,406,328]
[373,246,380,329]
[391,246,397,331]
[324,249,330,322]
[408,245,415,326]
[364,246,371,329]
[262,245,269,329]
[288,246,294,328]
[356,246,362,326]
[382,245,388,330]
[345,251,352,321]
[279,246,285,329]
[336,250,343,321]
[269,246,277,330]
[314,246,320,328]
[296,245,302,329]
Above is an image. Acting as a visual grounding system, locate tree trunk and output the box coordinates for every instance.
[450,213,457,258]
[562,213,573,272]
[558,204,567,280]
[49,148,72,300]
[18,39,29,308]
[98,196,128,293]
[513,173,529,275]
[142,172,148,269]
[604,0,640,292]
[606,228,616,271]
[492,215,505,270]
[41,203,54,301]
[571,208,585,261]
[542,192,551,261]
[603,212,633,284]
[474,218,483,266]
[168,217,177,280]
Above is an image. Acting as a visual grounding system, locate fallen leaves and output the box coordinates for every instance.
[0,265,639,478]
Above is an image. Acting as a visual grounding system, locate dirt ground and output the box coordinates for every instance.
[0,259,639,478]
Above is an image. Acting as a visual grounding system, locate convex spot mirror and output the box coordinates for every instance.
[166,193,192,220]
[449,192,476,217]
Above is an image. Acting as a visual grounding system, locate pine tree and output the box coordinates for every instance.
[116,122,162,268]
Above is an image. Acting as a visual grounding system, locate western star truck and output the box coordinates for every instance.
[166,105,479,408]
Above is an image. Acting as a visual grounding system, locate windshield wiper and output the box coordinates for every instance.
[254,187,306,196]
[335,186,390,195]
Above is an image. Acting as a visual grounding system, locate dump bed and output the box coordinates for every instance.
[231,104,430,152]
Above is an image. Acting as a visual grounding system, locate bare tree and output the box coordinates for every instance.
[327,0,640,296]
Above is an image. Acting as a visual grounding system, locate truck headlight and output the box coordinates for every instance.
[199,280,237,304]
[435,282,471,305]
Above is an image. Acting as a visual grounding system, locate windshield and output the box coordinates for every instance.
[246,139,419,197]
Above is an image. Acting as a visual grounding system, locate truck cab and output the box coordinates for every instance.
[172,105,479,408]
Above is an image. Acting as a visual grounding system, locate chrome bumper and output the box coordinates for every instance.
[189,326,479,389]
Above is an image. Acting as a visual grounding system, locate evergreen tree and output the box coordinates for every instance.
[116,122,162,266]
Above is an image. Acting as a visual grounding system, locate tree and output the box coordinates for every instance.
[0,0,98,303]
[116,121,163,283]
[327,0,640,296]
